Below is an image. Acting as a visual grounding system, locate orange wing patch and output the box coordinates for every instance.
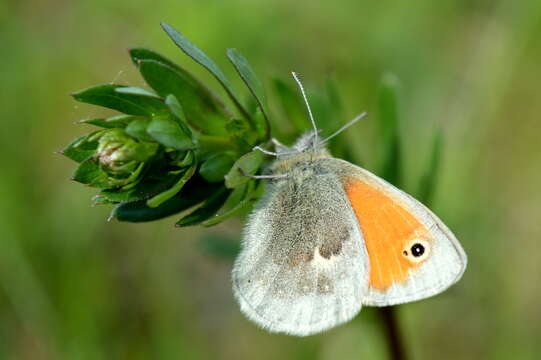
[344,178,429,291]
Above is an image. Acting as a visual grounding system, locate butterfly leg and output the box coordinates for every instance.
[239,168,289,180]
[253,145,298,157]
[253,146,281,157]
[271,137,287,148]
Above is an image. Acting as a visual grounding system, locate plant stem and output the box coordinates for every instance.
[378,307,408,360]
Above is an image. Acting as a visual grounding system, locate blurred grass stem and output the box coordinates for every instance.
[379,307,407,360]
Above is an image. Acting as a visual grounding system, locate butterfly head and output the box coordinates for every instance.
[284,72,366,157]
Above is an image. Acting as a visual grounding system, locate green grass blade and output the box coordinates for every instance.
[377,73,401,187]
[418,129,443,206]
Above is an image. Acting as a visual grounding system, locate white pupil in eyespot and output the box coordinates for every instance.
[411,243,425,257]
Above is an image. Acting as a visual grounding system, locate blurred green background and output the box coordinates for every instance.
[1,0,541,359]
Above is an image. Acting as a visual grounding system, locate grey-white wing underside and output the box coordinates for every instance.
[232,174,369,336]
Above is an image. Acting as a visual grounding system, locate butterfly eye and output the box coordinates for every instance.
[402,239,430,263]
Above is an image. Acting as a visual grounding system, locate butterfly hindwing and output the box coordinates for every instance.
[232,171,369,336]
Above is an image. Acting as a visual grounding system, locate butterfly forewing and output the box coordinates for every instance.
[325,158,467,306]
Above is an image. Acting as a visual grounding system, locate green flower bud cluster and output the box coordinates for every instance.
[60,23,276,226]
[61,23,353,226]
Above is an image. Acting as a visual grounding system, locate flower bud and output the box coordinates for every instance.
[96,129,158,179]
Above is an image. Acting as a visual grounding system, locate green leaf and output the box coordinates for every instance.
[202,180,260,227]
[226,48,270,138]
[164,94,187,123]
[61,132,100,163]
[199,153,235,183]
[130,47,183,70]
[72,158,112,188]
[418,129,443,206]
[98,170,181,203]
[171,150,194,168]
[161,23,251,120]
[125,118,153,142]
[72,84,167,116]
[114,86,161,98]
[91,196,118,206]
[165,94,192,138]
[224,149,264,188]
[130,48,228,118]
[79,115,137,129]
[137,59,229,135]
[175,185,232,227]
[112,178,222,222]
[79,118,119,129]
[147,114,193,150]
[146,163,196,208]
[378,73,401,187]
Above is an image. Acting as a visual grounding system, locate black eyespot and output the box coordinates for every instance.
[411,243,425,257]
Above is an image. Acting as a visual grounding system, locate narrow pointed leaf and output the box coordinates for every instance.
[79,118,120,129]
[92,196,117,206]
[175,185,232,227]
[146,163,196,208]
[79,115,136,129]
[226,48,270,138]
[161,23,251,120]
[61,132,100,163]
[130,47,183,70]
[165,94,192,138]
[72,84,167,116]
[114,86,161,98]
[138,59,228,135]
[165,94,187,123]
[131,47,230,117]
[72,158,112,188]
[172,150,194,168]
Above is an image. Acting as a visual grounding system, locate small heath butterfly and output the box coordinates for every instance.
[232,72,467,336]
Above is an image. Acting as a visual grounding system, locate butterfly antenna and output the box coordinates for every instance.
[292,72,318,149]
[321,112,368,144]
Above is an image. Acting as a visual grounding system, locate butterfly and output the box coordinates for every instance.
[232,72,467,336]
